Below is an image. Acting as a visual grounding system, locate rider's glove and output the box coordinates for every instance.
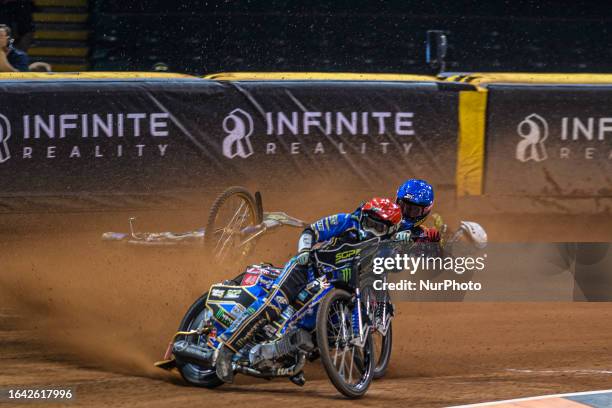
[394,230,411,243]
[425,227,441,243]
[295,230,314,266]
[295,250,310,265]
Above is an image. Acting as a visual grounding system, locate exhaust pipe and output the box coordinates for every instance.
[172,340,214,365]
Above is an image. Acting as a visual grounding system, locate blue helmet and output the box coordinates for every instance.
[395,179,434,227]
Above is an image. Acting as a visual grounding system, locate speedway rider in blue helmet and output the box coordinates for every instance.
[393,178,441,243]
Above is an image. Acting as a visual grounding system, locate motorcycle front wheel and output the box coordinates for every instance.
[316,289,375,398]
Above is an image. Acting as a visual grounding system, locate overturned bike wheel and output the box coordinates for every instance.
[316,289,375,398]
[205,186,263,265]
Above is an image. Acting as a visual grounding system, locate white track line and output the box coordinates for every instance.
[448,389,612,407]
[506,368,612,375]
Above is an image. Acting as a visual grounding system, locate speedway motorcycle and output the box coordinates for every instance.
[154,218,486,398]
[106,186,486,395]
[155,236,397,398]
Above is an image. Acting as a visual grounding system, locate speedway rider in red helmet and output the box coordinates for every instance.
[215,198,403,383]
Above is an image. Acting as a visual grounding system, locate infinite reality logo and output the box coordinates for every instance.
[0,112,170,163]
[222,109,254,159]
[516,113,548,162]
[0,114,11,163]
[221,109,417,159]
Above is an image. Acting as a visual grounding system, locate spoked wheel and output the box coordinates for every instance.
[362,284,393,379]
[174,293,223,388]
[205,186,263,265]
[316,289,375,398]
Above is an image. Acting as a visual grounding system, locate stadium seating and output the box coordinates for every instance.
[30,0,90,71]
[88,1,612,74]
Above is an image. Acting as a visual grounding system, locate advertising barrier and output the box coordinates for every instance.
[0,79,461,211]
[485,84,612,197]
[3,72,611,214]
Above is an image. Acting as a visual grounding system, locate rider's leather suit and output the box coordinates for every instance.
[218,209,368,352]
[218,207,440,352]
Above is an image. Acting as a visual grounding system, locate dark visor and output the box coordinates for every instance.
[399,199,428,219]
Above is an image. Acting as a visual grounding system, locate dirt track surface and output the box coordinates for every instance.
[1,302,612,408]
[1,199,612,407]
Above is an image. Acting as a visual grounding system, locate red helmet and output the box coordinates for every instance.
[360,197,402,236]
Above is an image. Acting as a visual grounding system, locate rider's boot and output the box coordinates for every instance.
[289,371,306,386]
[215,345,235,383]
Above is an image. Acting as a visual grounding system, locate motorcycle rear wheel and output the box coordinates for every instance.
[175,292,223,388]
[361,284,393,379]
[371,323,392,379]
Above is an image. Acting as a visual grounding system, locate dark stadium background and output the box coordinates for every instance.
[10,0,612,74]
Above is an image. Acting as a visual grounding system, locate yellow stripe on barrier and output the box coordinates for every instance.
[443,72,612,87]
[0,72,195,80]
[456,90,488,196]
[205,72,437,82]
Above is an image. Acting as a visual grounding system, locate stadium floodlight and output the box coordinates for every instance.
[426,30,449,74]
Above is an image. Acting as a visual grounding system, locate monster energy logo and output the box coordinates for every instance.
[340,267,351,282]
[215,309,233,327]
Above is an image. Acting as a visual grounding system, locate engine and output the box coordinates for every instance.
[248,328,314,369]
